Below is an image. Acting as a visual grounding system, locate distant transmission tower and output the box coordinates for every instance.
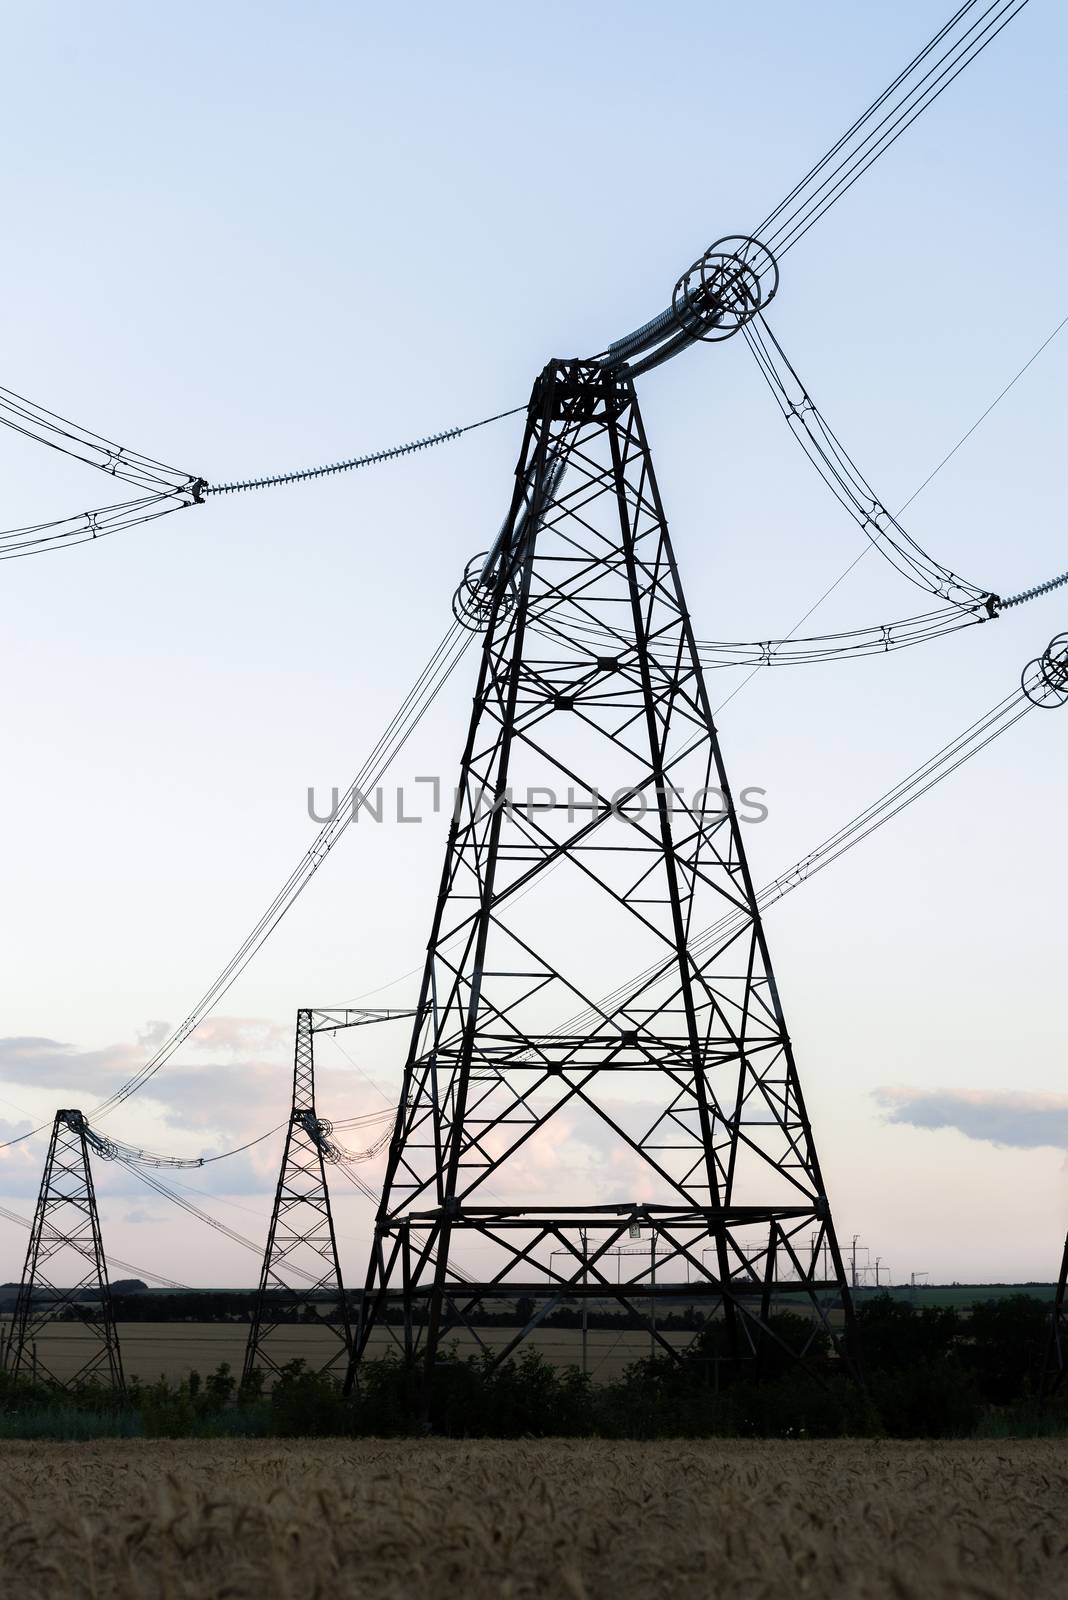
[1043,1230,1066,1394]
[242,1009,352,1385]
[5,1109,125,1390]
[346,240,854,1392]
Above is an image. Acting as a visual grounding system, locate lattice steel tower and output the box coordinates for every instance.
[5,1109,125,1390]
[242,1009,351,1385]
[346,240,854,1388]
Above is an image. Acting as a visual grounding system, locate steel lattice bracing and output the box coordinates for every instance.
[242,1010,351,1385]
[4,1110,124,1390]
[346,359,854,1388]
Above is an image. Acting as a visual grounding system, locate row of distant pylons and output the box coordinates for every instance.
[2,1022,1066,1396]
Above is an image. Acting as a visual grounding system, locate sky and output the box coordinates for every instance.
[1,0,1066,1289]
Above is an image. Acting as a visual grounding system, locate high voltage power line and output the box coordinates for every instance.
[0,1202,187,1290]
[0,0,1035,580]
[1,329,1061,1155]
[751,0,1032,260]
[0,0,1051,1255]
[88,622,475,1123]
[555,653,1062,1041]
[3,604,1060,1167]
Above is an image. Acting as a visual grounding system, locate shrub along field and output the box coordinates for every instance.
[1,1436,1066,1600]
[0,1295,1063,1442]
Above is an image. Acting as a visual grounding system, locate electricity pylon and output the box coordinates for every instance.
[346,314,854,1391]
[5,1109,125,1390]
[242,1009,351,1385]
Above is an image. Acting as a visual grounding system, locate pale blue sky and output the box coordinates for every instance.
[1,1,1066,1285]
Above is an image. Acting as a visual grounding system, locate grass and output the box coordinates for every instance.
[0,1405,143,1441]
[1,1436,1066,1598]
[0,1402,278,1442]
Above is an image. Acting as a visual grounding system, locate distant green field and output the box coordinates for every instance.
[851,1284,1056,1308]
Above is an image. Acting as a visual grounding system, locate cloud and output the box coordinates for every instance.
[183,1017,290,1057]
[875,1086,1068,1151]
[0,1117,48,1185]
[0,1021,302,1199]
[0,1018,298,1137]
[0,1017,291,1098]
[146,1058,286,1135]
[136,1021,171,1050]
[0,1035,144,1095]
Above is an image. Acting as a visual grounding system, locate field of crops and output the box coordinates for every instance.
[0,1319,693,1385]
[1,1437,1065,1599]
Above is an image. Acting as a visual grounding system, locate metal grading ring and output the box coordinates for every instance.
[1021,632,1068,707]
[452,551,517,633]
[671,235,779,343]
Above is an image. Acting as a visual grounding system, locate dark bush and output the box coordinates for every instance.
[0,1297,1062,1440]
[269,1360,352,1438]
[962,1296,1051,1404]
[867,1361,981,1438]
[854,1295,962,1371]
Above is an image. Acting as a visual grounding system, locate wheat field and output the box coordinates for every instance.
[0,1318,693,1385]
[1,1437,1066,1599]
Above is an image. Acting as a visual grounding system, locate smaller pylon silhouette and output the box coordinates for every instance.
[242,1010,351,1385]
[1042,1230,1066,1395]
[4,1109,125,1390]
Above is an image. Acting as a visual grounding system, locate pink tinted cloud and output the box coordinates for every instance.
[875,1086,1068,1151]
